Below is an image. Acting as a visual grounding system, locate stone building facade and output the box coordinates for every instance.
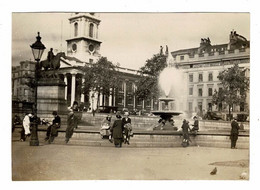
[168,31,250,117]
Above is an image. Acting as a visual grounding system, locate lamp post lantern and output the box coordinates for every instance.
[30,32,46,146]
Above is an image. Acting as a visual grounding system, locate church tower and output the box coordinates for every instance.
[66,13,102,63]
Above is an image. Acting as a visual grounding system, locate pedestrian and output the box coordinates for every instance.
[111,111,123,148]
[122,112,132,145]
[65,110,77,144]
[20,113,32,141]
[181,119,191,147]
[44,111,61,144]
[92,109,96,117]
[191,116,199,134]
[230,117,240,149]
[100,114,113,143]
[71,101,80,129]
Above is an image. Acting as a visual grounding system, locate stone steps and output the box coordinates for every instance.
[12,127,249,149]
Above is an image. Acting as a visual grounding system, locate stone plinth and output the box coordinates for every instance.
[37,78,68,125]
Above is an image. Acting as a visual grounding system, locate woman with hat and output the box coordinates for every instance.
[122,112,132,145]
[65,111,77,144]
[191,116,199,133]
[20,113,31,141]
[111,111,123,147]
[100,114,113,142]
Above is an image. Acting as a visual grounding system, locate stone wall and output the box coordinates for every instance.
[81,112,249,131]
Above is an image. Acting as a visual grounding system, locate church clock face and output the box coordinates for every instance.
[72,43,77,52]
[89,44,94,52]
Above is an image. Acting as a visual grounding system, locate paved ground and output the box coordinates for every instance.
[12,140,249,180]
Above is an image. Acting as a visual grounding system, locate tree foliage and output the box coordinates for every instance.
[135,53,167,100]
[82,57,120,109]
[212,63,249,117]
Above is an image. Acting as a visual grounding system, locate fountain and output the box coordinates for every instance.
[152,97,182,130]
[152,66,183,130]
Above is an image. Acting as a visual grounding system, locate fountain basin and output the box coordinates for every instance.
[152,110,183,131]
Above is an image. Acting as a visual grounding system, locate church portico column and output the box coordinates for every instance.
[109,88,112,106]
[123,81,127,108]
[81,77,85,103]
[71,73,76,106]
[64,74,68,100]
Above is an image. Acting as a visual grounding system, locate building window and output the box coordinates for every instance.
[137,98,142,106]
[89,44,94,52]
[208,88,213,96]
[89,59,93,64]
[199,73,203,82]
[180,55,184,60]
[118,82,124,92]
[240,102,245,112]
[189,102,193,112]
[74,23,78,37]
[198,102,203,114]
[89,23,94,37]
[208,103,212,111]
[189,87,193,95]
[127,82,133,94]
[208,73,213,81]
[198,88,203,97]
[189,74,193,82]
[218,103,223,111]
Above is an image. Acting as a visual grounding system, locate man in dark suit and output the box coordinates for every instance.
[230,118,240,149]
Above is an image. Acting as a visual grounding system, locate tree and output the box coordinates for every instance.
[135,53,167,100]
[82,57,120,110]
[212,63,249,120]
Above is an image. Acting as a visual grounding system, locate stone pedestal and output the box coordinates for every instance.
[37,78,68,126]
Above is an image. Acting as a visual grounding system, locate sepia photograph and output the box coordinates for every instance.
[10,11,251,181]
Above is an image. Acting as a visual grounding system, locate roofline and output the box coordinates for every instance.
[66,37,102,44]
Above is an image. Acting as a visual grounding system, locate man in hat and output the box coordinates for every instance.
[111,111,123,147]
[181,119,191,147]
[122,112,132,144]
[230,117,240,149]
[44,111,61,143]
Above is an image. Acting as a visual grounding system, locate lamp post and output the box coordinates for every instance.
[30,32,46,146]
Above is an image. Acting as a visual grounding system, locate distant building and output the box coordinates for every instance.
[12,61,36,115]
[168,30,250,117]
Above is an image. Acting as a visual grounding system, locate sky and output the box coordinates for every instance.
[12,12,250,70]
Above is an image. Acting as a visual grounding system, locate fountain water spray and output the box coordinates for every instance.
[159,67,184,98]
